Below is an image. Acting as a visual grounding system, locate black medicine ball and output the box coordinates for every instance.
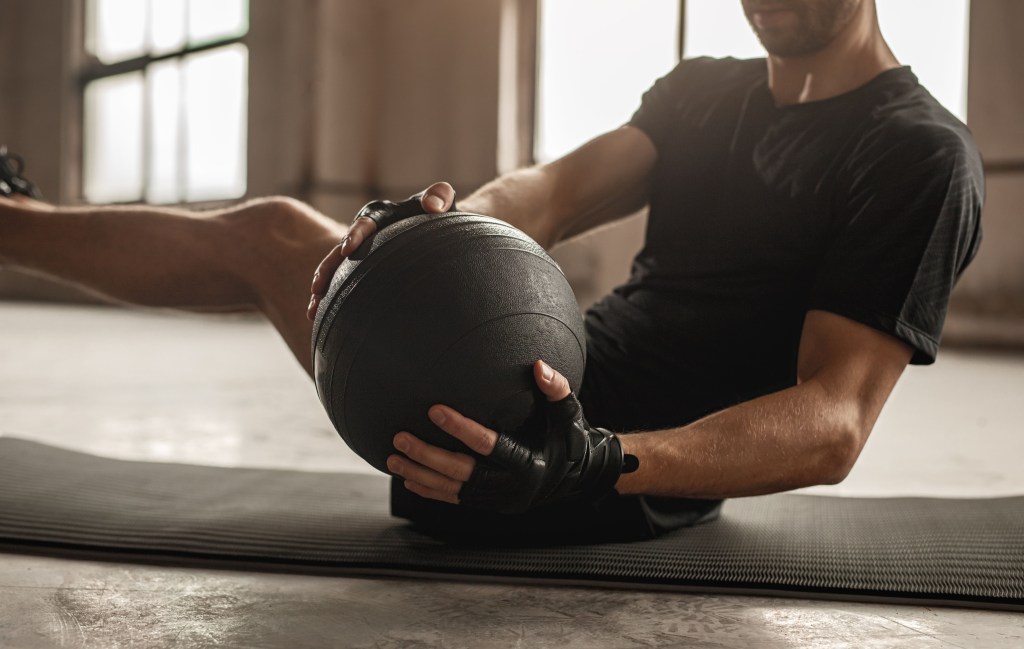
[312,212,586,473]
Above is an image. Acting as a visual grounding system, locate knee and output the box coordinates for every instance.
[220,196,312,231]
[217,196,341,251]
[214,196,346,281]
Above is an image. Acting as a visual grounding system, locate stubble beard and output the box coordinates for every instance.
[743,0,861,58]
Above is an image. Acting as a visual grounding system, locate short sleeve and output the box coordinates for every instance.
[807,124,984,364]
[628,58,714,153]
[629,57,765,155]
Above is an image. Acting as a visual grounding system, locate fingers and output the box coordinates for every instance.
[307,219,379,320]
[533,360,572,402]
[307,244,343,319]
[388,431,477,505]
[391,431,476,482]
[309,185,452,321]
[420,182,455,213]
[428,405,499,456]
[402,479,461,505]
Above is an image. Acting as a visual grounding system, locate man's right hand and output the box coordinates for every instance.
[307,181,457,320]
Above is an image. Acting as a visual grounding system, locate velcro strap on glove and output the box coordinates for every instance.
[459,392,636,514]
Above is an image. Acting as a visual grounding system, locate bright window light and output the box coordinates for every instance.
[146,60,183,204]
[84,0,249,203]
[535,0,680,163]
[183,45,249,202]
[683,0,763,60]
[87,0,148,64]
[150,0,188,56]
[876,0,970,121]
[188,0,249,46]
[84,72,145,203]
[87,0,248,63]
[683,0,970,121]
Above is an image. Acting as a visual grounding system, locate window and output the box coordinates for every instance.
[534,0,681,163]
[681,0,763,60]
[82,0,249,204]
[683,0,971,121]
[873,0,970,121]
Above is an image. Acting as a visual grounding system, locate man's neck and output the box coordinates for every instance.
[766,4,900,106]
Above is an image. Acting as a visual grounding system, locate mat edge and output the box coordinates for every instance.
[2,540,1020,613]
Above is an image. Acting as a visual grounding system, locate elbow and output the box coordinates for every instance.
[816,425,865,485]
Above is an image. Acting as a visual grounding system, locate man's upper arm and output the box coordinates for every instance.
[544,125,658,242]
[798,310,914,452]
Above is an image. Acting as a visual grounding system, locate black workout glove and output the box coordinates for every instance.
[352,191,459,231]
[458,393,639,514]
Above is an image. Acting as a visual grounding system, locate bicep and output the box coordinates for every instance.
[545,125,657,241]
[797,310,913,442]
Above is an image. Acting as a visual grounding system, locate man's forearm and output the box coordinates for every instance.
[614,380,865,499]
[461,166,563,248]
[459,127,657,249]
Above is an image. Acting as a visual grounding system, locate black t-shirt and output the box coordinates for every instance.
[581,57,983,433]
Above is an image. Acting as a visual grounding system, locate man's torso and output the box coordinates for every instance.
[582,57,983,432]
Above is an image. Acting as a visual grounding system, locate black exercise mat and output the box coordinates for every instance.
[1,438,1021,610]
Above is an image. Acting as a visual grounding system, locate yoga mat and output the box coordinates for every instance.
[1,438,1021,610]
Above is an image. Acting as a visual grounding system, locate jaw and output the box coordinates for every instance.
[745,0,866,59]
[759,1,897,106]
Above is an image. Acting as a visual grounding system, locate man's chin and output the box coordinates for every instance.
[756,32,826,58]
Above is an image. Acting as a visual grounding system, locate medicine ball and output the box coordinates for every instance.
[312,211,587,473]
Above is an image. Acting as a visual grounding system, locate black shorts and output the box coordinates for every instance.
[390,332,723,546]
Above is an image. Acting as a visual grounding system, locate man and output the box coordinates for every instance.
[1,0,981,542]
[311,0,982,539]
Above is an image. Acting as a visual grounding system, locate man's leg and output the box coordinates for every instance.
[0,195,344,375]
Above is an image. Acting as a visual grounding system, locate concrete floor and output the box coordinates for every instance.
[1,302,1022,649]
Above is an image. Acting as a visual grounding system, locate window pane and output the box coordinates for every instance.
[876,0,970,121]
[146,60,182,204]
[683,0,970,121]
[150,0,188,56]
[188,0,249,45]
[683,0,763,60]
[88,0,147,64]
[535,0,679,163]
[84,72,145,203]
[183,44,248,202]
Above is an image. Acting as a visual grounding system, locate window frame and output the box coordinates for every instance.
[78,3,249,205]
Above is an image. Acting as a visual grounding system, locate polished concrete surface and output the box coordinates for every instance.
[1,302,1022,648]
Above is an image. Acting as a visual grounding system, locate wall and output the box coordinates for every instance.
[305,0,505,221]
[944,0,1024,345]
[0,1,69,200]
[0,6,12,150]
[0,0,82,300]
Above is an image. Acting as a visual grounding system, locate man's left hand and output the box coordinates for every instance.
[387,360,632,514]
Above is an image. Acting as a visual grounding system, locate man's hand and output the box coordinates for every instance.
[306,181,457,320]
[388,360,634,514]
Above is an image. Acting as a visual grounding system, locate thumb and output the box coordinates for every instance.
[534,360,571,402]
[420,182,456,213]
